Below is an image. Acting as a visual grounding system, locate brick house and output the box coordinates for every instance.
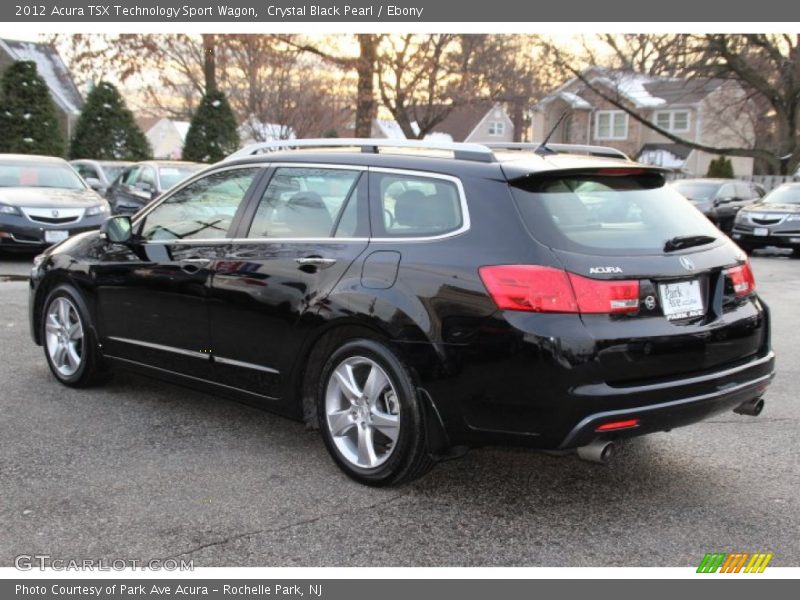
[531,67,756,175]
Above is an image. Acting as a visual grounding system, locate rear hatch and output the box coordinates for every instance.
[506,168,766,385]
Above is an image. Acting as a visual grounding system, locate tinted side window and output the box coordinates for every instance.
[371,172,463,237]
[247,167,362,239]
[123,167,140,186]
[139,168,260,241]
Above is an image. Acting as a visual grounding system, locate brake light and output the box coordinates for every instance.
[596,168,646,176]
[568,272,640,313]
[478,265,577,312]
[478,265,640,314]
[595,419,640,432]
[725,262,756,296]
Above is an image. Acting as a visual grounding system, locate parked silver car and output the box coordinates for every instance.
[731,182,800,256]
[70,159,133,195]
[0,154,110,251]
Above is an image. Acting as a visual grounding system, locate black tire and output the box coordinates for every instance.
[316,338,434,486]
[738,243,756,255]
[41,284,107,387]
[792,247,800,258]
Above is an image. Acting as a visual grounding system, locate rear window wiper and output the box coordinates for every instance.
[663,234,717,253]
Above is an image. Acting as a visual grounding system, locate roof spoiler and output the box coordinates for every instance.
[484,143,631,161]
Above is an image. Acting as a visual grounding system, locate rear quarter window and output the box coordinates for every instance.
[510,172,722,256]
[371,172,463,238]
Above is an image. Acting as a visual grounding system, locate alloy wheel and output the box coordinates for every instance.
[324,356,401,469]
[45,297,84,378]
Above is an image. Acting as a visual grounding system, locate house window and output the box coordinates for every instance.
[595,111,628,140]
[654,110,690,133]
[488,121,505,136]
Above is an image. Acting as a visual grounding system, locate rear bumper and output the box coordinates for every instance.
[410,296,774,451]
[557,352,775,448]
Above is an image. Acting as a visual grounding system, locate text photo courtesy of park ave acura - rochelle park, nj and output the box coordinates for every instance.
[0,1,799,597]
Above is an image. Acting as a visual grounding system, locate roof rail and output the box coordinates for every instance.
[226,138,497,163]
[484,142,631,161]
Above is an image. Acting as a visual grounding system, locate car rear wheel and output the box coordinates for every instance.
[42,285,106,387]
[317,339,433,486]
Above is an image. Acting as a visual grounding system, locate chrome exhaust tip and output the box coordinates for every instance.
[576,440,616,464]
[734,397,764,417]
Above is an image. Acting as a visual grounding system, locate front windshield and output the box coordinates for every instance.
[671,181,720,201]
[159,166,202,190]
[763,185,800,205]
[0,161,85,190]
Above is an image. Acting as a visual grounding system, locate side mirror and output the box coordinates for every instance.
[101,215,133,244]
[85,177,104,191]
[135,181,153,193]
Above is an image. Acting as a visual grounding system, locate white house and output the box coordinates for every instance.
[145,118,191,159]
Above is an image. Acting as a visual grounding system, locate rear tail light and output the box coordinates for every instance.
[478,265,640,314]
[725,262,756,296]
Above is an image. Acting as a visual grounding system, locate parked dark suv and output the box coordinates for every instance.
[670,178,765,233]
[28,139,775,486]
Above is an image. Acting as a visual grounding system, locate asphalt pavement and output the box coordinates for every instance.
[1,250,798,567]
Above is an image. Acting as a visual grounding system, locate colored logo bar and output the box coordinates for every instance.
[697,552,773,573]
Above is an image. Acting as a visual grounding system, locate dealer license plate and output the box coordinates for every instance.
[659,280,705,320]
[44,230,69,243]
[753,227,769,237]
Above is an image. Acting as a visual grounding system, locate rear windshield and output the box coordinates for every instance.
[510,172,722,256]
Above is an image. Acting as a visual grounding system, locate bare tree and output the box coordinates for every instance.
[282,34,379,137]
[202,34,216,92]
[546,34,800,174]
[592,34,695,77]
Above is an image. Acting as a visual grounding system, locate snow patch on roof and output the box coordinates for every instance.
[373,119,450,141]
[422,131,454,143]
[638,149,686,169]
[558,92,592,109]
[590,72,668,108]
[239,117,296,144]
[373,119,415,139]
[1,39,82,115]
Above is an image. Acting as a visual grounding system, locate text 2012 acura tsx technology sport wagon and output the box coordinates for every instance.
[28,139,775,486]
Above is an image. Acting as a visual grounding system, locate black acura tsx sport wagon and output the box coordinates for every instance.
[28,139,775,486]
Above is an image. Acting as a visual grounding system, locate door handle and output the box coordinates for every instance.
[179,258,211,273]
[295,257,337,269]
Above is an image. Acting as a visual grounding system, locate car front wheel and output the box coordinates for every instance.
[42,284,106,387]
[317,339,433,486]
